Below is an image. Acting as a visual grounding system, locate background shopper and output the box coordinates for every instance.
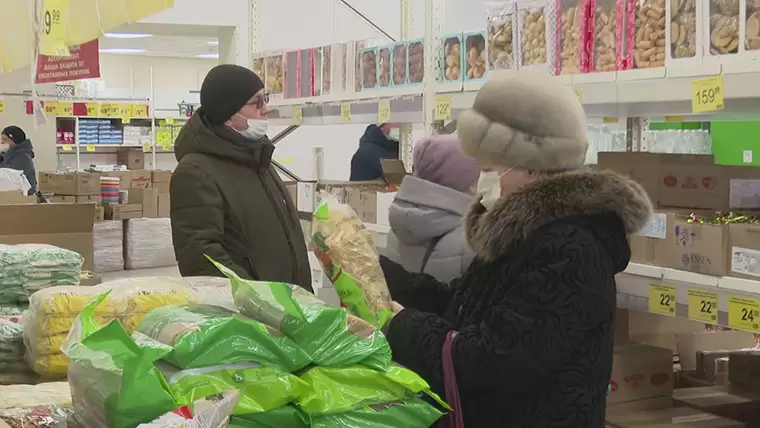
[384,134,479,283]
[380,71,653,427]
[349,123,400,181]
[0,126,37,195]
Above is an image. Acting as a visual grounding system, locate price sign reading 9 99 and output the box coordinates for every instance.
[692,76,725,113]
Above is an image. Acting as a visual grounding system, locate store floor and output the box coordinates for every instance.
[101,266,180,282]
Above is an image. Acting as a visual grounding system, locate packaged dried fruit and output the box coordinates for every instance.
[322,45,333,94]
[407,39,425,85]
[748,0,760,50]
[708,0,740,56]
[591,0,620,71]
[669,0,699,60]
[629,0,666,68]
[464,31,488,81]
[441,33,464,82]
[360,48,378,90]
[264,52,285,97]
[517,0,558,73]
[377,45,392,88]
[355,40,366,92]
[392,42,409,86]
[252,56,265,78]
[485,2,517,71]
[557,0,590,74]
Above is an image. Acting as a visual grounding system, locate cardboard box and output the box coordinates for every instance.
[657,217,729,276]
[609,344,674,407]
[380,159,408,186]
[673,385,760,425]
[129,188,159,218]
[100,170,132,190]
[94,205,104,222]
[630,212,670,264]
[0,203,95,270]
[151,170,172,184]
[697,351,732,383]
[157,193,170,218]
[729,350,760,389]
[728,223,760,280]
[51,194,102,204]
[0,191,36,205]
[676,331,757,371]
[39,171,100,195]
[104,203,142,220]
[606,407,743,428]
[152,181,170,194]
[130,170,152,189]
[117,149,145,170]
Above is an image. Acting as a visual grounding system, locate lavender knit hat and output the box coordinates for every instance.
[413,134,480,194]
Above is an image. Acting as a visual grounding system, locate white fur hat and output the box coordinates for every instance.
[456,70,589,171]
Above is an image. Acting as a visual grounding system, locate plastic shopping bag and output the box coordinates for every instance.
[309,395,443,428]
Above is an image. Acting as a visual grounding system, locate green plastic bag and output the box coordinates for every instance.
[63,292,183,428]
[297,364,446,416]
[209,257,391,370]
[309,396,443,428]
[229,406,308,428]
[159,361,307,415]
[137,304,312,371]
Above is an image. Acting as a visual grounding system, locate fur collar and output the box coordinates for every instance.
[466,170,653,261]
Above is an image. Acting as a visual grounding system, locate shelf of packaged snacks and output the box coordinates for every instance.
[56,144,175,153]
[616,262,760,334]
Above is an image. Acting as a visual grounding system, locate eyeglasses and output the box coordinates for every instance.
[246,93,270,109]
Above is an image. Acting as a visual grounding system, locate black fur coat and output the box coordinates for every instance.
[382,170,652,428]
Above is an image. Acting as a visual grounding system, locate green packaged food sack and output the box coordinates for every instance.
[209,257,391,371]
[160,361,306,415]
[137,304,311,371]
[310,197,393,328]
[63,292,183,428]
[229,406,308,428]
[309,396,443,428]
[297,364,446,416]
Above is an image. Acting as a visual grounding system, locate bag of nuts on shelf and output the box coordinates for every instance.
[590,0,622,71]
[707,0,740,57]
[625,0,667,69]
[407,39,425,85]
[516,0,559,74]
[748,0,760,50]
[464,30,488,81]
[485,1,518,72]
[377,45,392,88]
[441,33,464,82]
[556,0,591,74]
[392,42,409,87]
[264,51,285,99]
[252,55,265,79]
[360,47,378,90]
[667,0,700,62]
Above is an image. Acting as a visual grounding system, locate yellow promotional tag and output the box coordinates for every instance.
[292,106,303,125]
[602,117,618,123]
[132,104,148,118]
[692,76,724,113]
[648,284,676,316]
[728,295,760,333]
[687,289,718,323]
[100,103,118,118]
[165,117,176,125]
[664,115,685,122]
[142,145,152,152]
[86,103,98,117]
[44,101,58,115]
[0,100,5,113]
[575,90,583,103]
[434,96,452,121]
[378,100,391,123]
[56,102,73,116]
[161,143,172,151]
[85,144,95,152]
[340,104,351,123]
[122,117,131,124]
[118,104,133,120]
[39,0,70,56]
[60,144,72,151]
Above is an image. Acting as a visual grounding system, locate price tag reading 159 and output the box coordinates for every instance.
[692,75,725,113]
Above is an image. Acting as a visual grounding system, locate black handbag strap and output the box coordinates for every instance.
[420,235,445,273]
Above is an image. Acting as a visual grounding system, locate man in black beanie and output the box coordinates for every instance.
[1,125,37,195]
[170,64,312,291]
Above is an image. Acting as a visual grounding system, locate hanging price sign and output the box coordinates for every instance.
[692,76,724,113]
[85,103,98,117]
[39,0,70,56]
[60,144,72,151]
[648,284,677,316]
[132,104,149,118]
[118,104,133,120]
[142,144,152,153]
[575,90,583,103]
[161,143,172,151]
[340,104,351,123]
[728,295,760,333]
[56,102,73,116]
[687,289,718,323]
[85,144,96,152]
[43,101,58,115]
[378,100,391,123]
[164,117,176,125]
[292,106,303,125]
[100,103,119,118]
[434,96,452,121]
[0,100,4,114]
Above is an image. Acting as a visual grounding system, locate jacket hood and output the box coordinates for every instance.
[466,170,652,262]
[389,175,473,245]
[7,139,34,158]
[174,108,273,168]
[360,125,399,152]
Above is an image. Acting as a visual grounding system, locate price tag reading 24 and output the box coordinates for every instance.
[692,75,724,113]
[687,289,718,323]
[649,284,676,316]
[728,295,760,333]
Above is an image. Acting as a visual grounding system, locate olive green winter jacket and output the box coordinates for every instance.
[170,108,312,291]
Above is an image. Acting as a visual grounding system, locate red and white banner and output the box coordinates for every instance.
[35,39,101,84]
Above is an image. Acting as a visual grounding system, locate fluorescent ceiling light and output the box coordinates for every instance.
[104,32,153,39]
[99,48,147,54]
[196,53,219,59]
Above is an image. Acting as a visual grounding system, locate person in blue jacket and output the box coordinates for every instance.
[349,123,400,181]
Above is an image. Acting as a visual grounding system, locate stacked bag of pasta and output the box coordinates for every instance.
[0,318,39,384]
[23,277,197,377]
[0,244,83,313]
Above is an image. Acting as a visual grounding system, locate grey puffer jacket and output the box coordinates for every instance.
[385,175,475,283]
[0,139,37,195]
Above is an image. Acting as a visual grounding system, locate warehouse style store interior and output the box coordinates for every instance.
[2,0,760,426]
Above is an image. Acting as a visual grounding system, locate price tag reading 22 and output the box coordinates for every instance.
[649,284,676,316]
[687,289,718,323]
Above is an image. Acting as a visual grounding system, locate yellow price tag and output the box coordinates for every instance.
[648,284,676,316]
[132,104,148,118]
[161,143,172,151]
[664,115,685,122]
[85,144,96,152]
[687,289,718,323]
[0,100,5,113]
[340,104,351,123]
[434,96,452,121]
[378,100,391,123]
[728,295,760,333]
[292,106,303,125]
[602,117,618,123]
[100,103,119,118]
[39,0,70,56]
[43,101,58,115]
[692,75,724,113]
[142,144,152,152]
[60,144,72,151]
[56,102,73,116]
[86,103,98,117]
[118,104,133,119]
[122,117,131,124]
[165,117,176,125]
[575,90,583,103]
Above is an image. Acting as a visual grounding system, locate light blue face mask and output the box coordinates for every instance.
[388,128,400,141]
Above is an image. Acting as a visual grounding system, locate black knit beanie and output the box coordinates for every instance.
[1,126,26,144]
[200,64,265,125]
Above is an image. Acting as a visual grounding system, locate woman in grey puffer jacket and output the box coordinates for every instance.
[385,134,479,283]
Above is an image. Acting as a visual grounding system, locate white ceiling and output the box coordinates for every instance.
[98,23,224,58]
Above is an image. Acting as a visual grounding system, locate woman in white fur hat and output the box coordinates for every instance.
[380,70,653,427]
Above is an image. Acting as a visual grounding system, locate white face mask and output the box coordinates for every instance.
[388,128,400,141]
[0,144,8,153]
[476,168,513,211]
[236,114,269,140]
